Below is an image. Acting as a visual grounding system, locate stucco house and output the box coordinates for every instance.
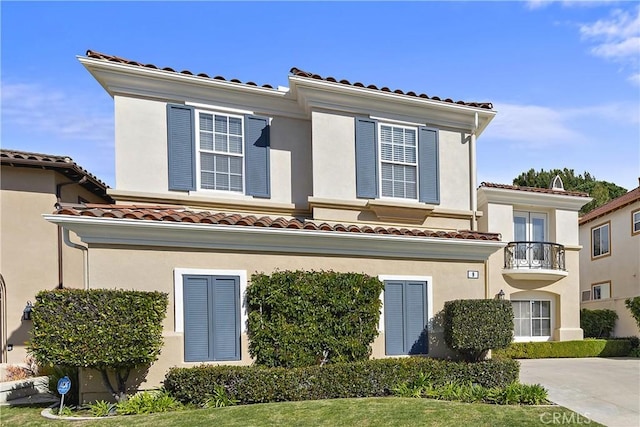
[43,51,589,400]
[0,149,113,366]
[579,184,640,337]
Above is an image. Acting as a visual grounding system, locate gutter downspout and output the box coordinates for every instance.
[55,177,88,289]
[62,228,89,290]
[470,112,478,231]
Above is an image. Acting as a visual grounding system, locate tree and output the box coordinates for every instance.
[29,289,168,402]
[512,168,627,214]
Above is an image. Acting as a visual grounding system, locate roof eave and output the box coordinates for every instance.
[44,214,505,261]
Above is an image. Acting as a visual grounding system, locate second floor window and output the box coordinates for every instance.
[633,210,640,235]
[591,222,610,259]
[197,112,244,192]
[379,124,417,200]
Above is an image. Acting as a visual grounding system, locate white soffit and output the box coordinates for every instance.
[44,215,505,262]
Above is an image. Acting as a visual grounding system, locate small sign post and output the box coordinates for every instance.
[57,375,71,415]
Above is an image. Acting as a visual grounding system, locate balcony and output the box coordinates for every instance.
[503,241,568,281]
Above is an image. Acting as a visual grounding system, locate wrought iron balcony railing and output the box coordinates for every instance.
[504,241,566,271]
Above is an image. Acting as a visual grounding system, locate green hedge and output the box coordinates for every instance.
[626,297,640,330]
[580,309,618,338]
[29,288,168,400]
[443,299,513,361]
[247,270,384,368]
[164,358,519,406]
[493,339,633,359]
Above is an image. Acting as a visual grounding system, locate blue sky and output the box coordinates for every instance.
[2,1,639,190]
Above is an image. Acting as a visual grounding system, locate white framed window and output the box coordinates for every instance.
[379,124,418,200]
[512,300,551,339]
[591,222,610,259]
[592,282,611,300]
[632,210,640,235]
[196,111,244,193]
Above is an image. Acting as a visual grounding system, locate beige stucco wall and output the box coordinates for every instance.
[113,95,313,211]
[0,167,106,364]
[77,243,488,401]
[478,196,586,342]
[579,201,640,337]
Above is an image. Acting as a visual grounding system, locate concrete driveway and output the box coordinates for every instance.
[519,358,640,427]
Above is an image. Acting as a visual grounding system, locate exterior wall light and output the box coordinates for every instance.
[497,290,505,300]
[23,301,33,321]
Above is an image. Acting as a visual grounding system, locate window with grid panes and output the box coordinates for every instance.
[198,112,244,192]
[379,124,418,200]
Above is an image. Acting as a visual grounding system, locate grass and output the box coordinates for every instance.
[0,398,603,426]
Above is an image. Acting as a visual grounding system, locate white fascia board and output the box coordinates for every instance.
[78,57,307,120]
[288,76,496,136]
[477,187,592,212]
[44,215,505,261]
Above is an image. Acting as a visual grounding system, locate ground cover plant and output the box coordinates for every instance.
[0,399,603,427]
[247,270,384,368]
[29,289,168,401]
[164,357,519,406]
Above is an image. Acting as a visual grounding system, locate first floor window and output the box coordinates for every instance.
[379,124,417,200]
[197,112,244,192]
[592,282,611,300]
[384,280,428,355]
[183,275,240,362]
[633,210,640,235]
[512,300,551,337]
[591,222,610,258]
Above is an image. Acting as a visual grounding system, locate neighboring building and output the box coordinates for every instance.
[0,149,113,365]
[478,182,591,342]
[44,51,587,400]
[579,184,640,337]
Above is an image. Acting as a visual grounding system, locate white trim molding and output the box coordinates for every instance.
[173,268,248,334]
[44,214,506,261]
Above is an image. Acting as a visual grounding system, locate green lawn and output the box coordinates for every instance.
[0,398,602,427]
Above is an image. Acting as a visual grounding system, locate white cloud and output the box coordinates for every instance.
[579,5,640,78]
[1,82,113,146]
[483,100,639,147]
[526,0,619,10]
[628,72,640,85]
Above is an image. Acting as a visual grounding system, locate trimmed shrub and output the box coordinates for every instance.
[29,289,168,401]
[580,308,618,338]
[625,297,640,331]
[164,358,519,406]
[493,339,633,359]
[443,299,513,361]
[247,270,384,368]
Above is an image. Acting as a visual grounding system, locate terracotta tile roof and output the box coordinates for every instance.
[579,186,640,225]
[290,67,494,110]
[1,148,114,203]
[55,205,501,241]
[480,182,590,198]
[86,50,276,89]
[84,51,492,110]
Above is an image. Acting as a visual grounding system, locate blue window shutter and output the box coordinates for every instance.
[418,127,439,204]
[355,117,379,199]
[405,281,428,355]
[384,281,405,356]
[212,276,241,361]
[244,115,270,198]
[183,275,211,362]
[167,104,196,191]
